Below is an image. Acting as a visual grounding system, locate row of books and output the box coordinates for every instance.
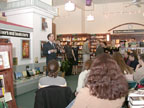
[128,90,144,108]
[14,67,41,80]
[0,75,5,97]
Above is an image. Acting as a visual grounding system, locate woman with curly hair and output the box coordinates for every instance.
[71,53,128,108]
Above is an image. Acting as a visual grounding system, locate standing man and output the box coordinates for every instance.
[82,39,90,71]
[43,33,57,75]
[95,40,104,56]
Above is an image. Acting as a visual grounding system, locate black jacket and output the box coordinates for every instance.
[34,86,73,108]
[43,42,57,64]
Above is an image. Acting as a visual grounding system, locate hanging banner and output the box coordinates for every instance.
[0,29,30,38]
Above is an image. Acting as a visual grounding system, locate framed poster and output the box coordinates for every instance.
[22,40,30,59]
[0,51,10,70]
[40,41,47,58]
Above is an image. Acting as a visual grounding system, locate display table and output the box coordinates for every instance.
[14,74,45,96]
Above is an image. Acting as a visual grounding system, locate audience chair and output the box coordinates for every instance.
[34,86,73,108]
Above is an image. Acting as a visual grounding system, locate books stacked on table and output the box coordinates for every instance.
[128,90,144,108]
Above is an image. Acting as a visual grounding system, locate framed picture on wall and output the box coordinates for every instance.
[40,41,47,58]
[41,17,48,31]
[22,40,30,59]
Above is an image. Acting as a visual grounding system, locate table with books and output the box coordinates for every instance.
[128,89,144,108]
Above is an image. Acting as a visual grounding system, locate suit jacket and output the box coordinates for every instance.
[95,45,104,56]
[43,41,57,64]
[34,86,73,108]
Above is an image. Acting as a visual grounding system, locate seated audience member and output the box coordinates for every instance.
[134,54,144,83]
[76,60,92,93]
[71,54,128,108]
[124,51,131,65]
[39,60,67,88]
[113,52,134,81]
[129,53,139,70]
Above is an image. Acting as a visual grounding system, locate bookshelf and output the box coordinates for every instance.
[90,34,107,58]
[57,34,90,66]
[0,43,17,108]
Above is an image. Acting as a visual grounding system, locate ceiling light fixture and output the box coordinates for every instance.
[86,14,94,21]
[65,1,75,11]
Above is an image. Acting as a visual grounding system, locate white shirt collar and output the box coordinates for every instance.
[48,40,53,44]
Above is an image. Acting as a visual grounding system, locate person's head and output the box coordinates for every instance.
[47,33,55,42]
[84,59,92,70]
[100,42,107,48]
[96,40,100,45]
[138,54,144,66]
[124,51,130,59]
[129,52,137,61]
[67,41,71,46]
[113,52,133,74]
[47,60,59,78]
[86,53,128,100]
[73,42,77,46]
[131,37,136,42]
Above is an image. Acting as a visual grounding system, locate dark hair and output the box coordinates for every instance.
[139,54,144,62]
[85,38,89,42]
[113,52,133,74]
[47,60,59,78]
[84,60,92,70]
[86,53,128,100]
[47,33,52,40]
[101,41,107,46]
[129,51,138,60]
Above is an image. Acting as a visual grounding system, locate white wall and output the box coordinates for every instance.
[53,2,144,34]
[53,5,83,34]
[40,0,52,5]
[7,0,18,2]
[85,2,144,33]
[5,7,54,65]
[33,13,52,63]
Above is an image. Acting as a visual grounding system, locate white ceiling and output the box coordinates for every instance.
[52,0,131,6]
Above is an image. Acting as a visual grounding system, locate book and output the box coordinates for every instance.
[0,51,10,70]
[129,102,144,108]
[0,75,5,97]
[129,97,144,105]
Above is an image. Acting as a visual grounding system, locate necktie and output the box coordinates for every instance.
[52,43,55,48]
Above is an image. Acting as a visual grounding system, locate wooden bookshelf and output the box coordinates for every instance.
[0,43,17,108]
[57,34,90,66]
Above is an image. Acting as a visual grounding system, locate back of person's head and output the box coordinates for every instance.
[113,52,133,74]
[86,53,128,100]
[47,60,59,78]
[67,41,71,46]
[84,60,92,70]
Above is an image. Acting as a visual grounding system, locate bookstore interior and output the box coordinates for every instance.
[1,0,144,108]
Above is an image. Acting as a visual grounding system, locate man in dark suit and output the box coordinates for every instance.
[43,33,58,75]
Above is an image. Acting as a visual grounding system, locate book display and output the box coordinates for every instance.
[0,43,17,108]
[57,34,90,66]
[128,90,144,108]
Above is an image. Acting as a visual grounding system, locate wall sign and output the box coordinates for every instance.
[113,29,144,34]
[0,29,30,38]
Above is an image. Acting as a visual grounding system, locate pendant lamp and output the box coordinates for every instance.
[65,1,75,11]
[87,14,94,21]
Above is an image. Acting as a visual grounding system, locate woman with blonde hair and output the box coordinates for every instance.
[113,52,134,81]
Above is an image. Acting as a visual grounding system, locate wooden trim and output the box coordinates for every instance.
[108,22,144,32]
